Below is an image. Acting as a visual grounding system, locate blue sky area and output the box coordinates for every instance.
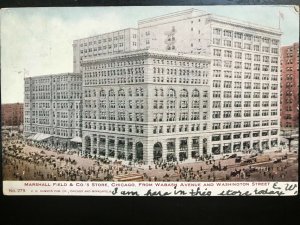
[1,6,299,103]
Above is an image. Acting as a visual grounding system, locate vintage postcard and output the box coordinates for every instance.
[1,6,299,196]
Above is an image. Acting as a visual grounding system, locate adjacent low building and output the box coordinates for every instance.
[1,103,23,127]
[280,42,299,129]
[24,73,82,149]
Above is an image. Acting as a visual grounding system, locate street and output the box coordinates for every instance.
[3,137,298,182]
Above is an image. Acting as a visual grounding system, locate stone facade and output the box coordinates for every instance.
[81,50,211,163]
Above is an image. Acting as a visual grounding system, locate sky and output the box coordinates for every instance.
[1,5,299,104]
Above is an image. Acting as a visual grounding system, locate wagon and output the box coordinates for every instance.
[240,158,254,165]
[272,158,282,163]
[235,156,242,163]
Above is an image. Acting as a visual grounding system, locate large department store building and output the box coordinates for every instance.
[25,9,282,163]
[80,50,210,163]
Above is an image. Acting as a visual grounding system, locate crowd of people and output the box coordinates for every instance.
[143,152,297,182]
[2,135,298,182]
[3,138,140,181]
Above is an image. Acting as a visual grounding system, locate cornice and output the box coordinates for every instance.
[81,50,211,65]
[208,16,282,36]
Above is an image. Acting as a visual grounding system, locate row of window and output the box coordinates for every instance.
[213,71,278,81]
[84,122,144,134]
[153,77,208,84]
[80,43,126,54]
[212,80,278,90]
[212,120,278,130]
[213,49,279,62]
[153,123,207,134]
[153,99,207,109]
[153,67,209,76]
[27,125,76,137]
[212,101,278,108]
[83,60,145,71]
[213,91,278,99]
[281,122,298,128]
[213,60,279,71]
[213,91,278,98]
[84,67,145,78]
[79,34,130,47]
[212,39,278,53]
[84,88,208,98]
[86,99,144,109]
[84,76,144,85]
[212,129,278,141]
[212,109,278,118]
[152,59,209,69]
[85,88,144,98]
[153,111,208,122]
[212,28,279,45]
[27,117,81,127]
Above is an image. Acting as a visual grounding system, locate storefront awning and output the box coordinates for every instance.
[36,134,52,141]
[70,137,82,143]
[30,133,51,141]
[31,133,40,140]
[27,134,36,140]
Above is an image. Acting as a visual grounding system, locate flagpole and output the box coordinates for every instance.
[279,11,281,30]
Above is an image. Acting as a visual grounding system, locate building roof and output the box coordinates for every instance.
[24,72,81,80]
[138,8,209,27]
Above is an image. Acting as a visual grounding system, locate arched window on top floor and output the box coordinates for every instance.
[118,89,125,97]
[108,89,115,97]
[180,89,188,98]
[167,88,176,97]
[99,90,106,97]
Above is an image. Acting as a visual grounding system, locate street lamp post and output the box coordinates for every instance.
[285,130,295,153]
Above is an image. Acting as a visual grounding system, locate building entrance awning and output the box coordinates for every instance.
[32,133,40,140]
[27,134,36,140]
[70,137,82,143]
[30,133,52,141]
[36,134,52,141]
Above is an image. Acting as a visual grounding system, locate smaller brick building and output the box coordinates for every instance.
[280,42,299,129]
[1,103,24,127]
